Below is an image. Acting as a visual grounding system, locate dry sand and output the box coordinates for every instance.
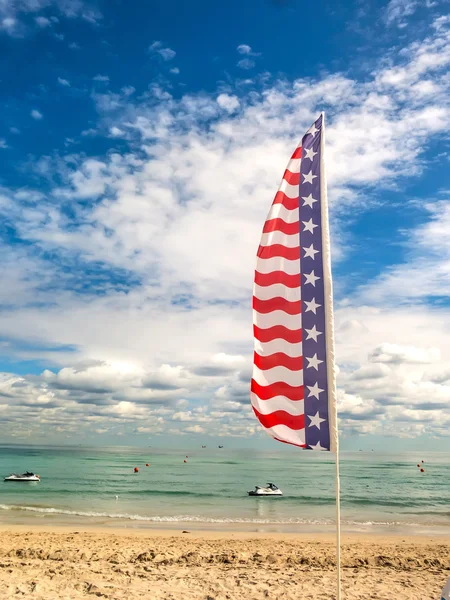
[0,526,449,599]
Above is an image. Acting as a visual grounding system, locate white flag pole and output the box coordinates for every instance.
[319,111,341,600]
[335,436,342,600]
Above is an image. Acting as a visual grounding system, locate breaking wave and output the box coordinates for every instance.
[0,503,435,529]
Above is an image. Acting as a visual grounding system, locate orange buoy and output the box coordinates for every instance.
[417,464,420,468]
[134,467,139,473]
[420,468,424,473]
[184,460,187,463]
[146,463,149,467]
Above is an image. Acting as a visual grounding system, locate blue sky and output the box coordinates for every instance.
[1,0,450,449]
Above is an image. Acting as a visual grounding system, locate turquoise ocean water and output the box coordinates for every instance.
[1,446,450,534]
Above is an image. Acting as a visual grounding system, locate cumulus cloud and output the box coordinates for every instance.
[58,77,70,86]
[216,93,240,113]
[30,109,43,120]
[369,343,440,364]
[1,15,450,442]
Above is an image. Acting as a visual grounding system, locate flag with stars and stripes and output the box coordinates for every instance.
[251,114,337,451]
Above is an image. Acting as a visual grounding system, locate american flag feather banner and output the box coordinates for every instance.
[251,114,337,451]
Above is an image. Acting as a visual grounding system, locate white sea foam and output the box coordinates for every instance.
[0,503,426,528]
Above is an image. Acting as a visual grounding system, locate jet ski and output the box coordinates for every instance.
[248,482,282,496]
[4,472,40,482]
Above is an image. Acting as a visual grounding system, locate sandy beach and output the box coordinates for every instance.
[0,526,449,599]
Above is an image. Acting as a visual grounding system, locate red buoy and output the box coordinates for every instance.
[134,467,139,473]
[184,460,187,463]
[420,468,424,473]
[417,464,420,468]
[146,463,149,467]
[421,460,424,463]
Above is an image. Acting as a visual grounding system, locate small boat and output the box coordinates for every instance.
[202,445,206,448]
[4,472,40,482]
[218,445,223,448]
[248,482,282,496]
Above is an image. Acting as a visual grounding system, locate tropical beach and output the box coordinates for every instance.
[2,0,450,598]
[2,447,450,598]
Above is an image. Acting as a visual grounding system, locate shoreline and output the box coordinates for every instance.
[2,512,450,537]
[1,521,450,542]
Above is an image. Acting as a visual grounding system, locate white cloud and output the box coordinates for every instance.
[1,17,17,34]
[237,58,255,70]
[0,0,102,36]
[149,41,176,61]
[237,44,252,54]
[216,93,240,113]
[1,16,450,441]
[57,77,70,86]
[369,343,440,365]
[35,15,50,27]
[0,139,8,149]
[385,0,418,26]
[109,126,124,137]
[93,74,109,82]
[30,109,43,120]
[170,67,180,75]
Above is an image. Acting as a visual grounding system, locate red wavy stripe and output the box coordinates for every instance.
[272,435,306,448]
[253,406,305,430]
[272,191,299,211]
[283,169,300,186]
[291,146,302,159]
[253,296,301,315]
[257,244,300,260]
[254,352,303,371]
[263,218,299,235]
[254,271,300,288]
[253,325,302,344]
[251,379,304,401]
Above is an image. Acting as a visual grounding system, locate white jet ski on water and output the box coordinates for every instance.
[4,472,40,482]
[248,482,282,496]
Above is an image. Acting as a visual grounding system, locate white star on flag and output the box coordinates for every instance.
[306,353,323,370]
[308,440,326,451]
[304,298,321,314]
[304,270,320,286]
[305,325,322,342]
[302,193,317,208]
[303,147,317,161]
[308,411,326,430]
[304,244,319,259]
[302,218,318,233]
[306,124,319,137]
[303,171,317,184]
[306,382,324,399]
